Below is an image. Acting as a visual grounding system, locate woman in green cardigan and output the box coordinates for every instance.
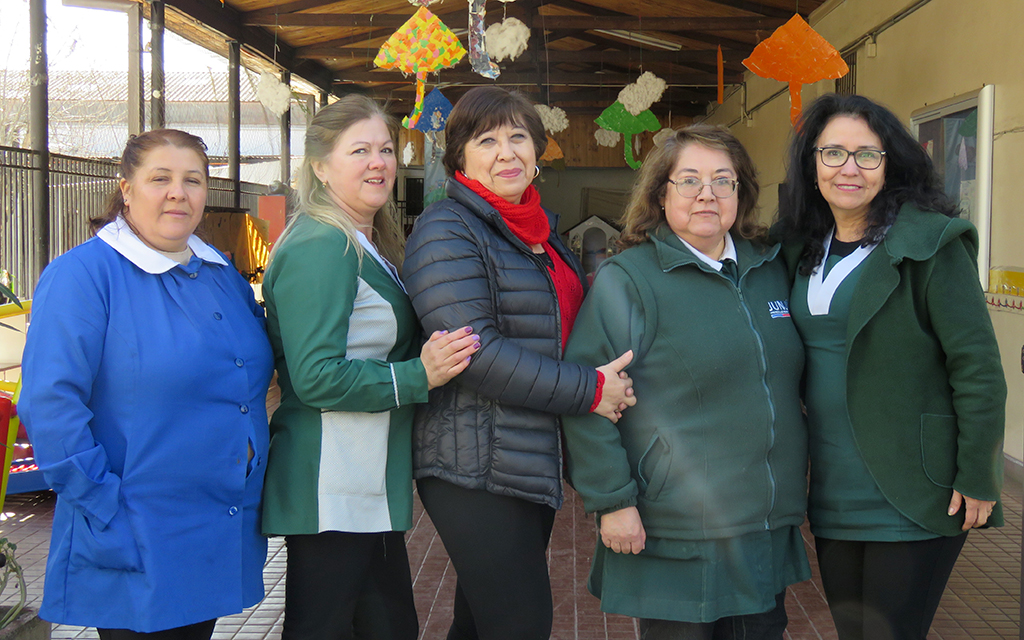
[774,93,1007,640]
[261,95,480,640]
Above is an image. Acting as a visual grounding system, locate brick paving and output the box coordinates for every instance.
[0,482,1018,639]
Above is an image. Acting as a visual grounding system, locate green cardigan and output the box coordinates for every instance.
[782,205,1007,536]
[261,216,428,535]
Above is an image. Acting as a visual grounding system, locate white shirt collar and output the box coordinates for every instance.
[676,232,737,271]
[97,216,228,274]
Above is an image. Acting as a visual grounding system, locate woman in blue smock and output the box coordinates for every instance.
[19,129,274,640]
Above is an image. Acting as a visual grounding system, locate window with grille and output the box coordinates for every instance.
[835,51,857,95]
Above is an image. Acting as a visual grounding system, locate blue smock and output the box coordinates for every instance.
[19,218,274,632]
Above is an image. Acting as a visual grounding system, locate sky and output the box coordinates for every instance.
[0,0,228,73]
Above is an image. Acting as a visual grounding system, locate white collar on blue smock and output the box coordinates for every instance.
[97,216,228,274]
[676,232,737,271]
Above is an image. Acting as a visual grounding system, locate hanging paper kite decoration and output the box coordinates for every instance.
[594,72,665,169]
[413,87,453,134]
[742,14,848,125]
[468,0,500,79]
[717,46,724,105]
[374,7,467,128]
[535,104,568,169]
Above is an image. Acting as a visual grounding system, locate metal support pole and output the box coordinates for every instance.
[29,0,50,283]
[228,41,241,208]
[280,70,291,186]
[150,0,165,129]
[127,1,144,135]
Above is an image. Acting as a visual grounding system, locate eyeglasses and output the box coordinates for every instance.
[667,177,739,199]
[816,147,886,170]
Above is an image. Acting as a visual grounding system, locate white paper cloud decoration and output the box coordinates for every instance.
[486,17,530,62]
[594,128,621,148]
[535,105,569,133]
[257,72,292,116]
[618,71,667,116]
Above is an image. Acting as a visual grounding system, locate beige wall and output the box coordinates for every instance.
[705,0,1024,459]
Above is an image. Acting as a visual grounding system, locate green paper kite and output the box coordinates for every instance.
[595,102,660,169]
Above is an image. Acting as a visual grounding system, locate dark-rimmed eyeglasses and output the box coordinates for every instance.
[816,147,886,170]
[667,177,739,199]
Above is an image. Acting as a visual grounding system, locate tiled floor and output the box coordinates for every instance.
[0,483,1019,640]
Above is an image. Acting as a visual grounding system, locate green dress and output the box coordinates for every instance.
[791,242,935,542]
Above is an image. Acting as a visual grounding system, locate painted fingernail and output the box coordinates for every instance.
[464,326,473,333]
[465,356,472,362]
[439,330,448,335]
[473,342,481,349]
[471,335,480,341]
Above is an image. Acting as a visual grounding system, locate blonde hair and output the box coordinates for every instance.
[618,124,763,250]
[271,94,404,267]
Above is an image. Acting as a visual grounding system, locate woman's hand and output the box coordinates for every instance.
[599,506,646,554]
[594,350,637,422]
[948,490,997,531]
[422,327,481,389]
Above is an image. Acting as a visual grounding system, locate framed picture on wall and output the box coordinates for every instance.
[910,85,994,289]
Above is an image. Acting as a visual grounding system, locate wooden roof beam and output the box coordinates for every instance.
[333,69,742,85]
[247,13,783,31]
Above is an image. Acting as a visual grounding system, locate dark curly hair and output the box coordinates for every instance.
[775,93,957,275]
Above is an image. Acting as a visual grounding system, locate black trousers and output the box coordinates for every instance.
[282,530,419,640]
[815,533,968,640]
[97,620,216,640]
[417,477,557,640]
[639,591,789,640]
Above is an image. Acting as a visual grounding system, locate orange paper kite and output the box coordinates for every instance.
[540,135,564,161]
[742,14,848,125]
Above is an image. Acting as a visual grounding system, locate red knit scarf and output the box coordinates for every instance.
[455,171,549,245]
[454,171,602,412]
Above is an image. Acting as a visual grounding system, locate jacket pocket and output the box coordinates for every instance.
[920,413,958,488]
[69,501,144,572]
[637,433,672,502]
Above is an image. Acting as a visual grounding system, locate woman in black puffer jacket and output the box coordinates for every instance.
[403,86,635,640]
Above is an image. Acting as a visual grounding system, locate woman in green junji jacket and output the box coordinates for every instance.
[261,95,479,640]
[563,125,810,640]
[774,93,1006,640]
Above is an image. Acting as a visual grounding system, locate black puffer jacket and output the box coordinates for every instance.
[402,179,598,509]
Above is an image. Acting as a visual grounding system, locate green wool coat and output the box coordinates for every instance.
[782,205,1007,537]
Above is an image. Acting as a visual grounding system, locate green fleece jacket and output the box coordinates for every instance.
[782,205,1007,536]
[563,227,808,540]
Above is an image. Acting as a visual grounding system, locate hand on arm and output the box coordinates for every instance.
[599,506,646,554]
[421,326,481,389]
[948,490,997,531]
[593,350,637,423]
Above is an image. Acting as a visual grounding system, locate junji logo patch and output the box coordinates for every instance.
[768,300,790,319]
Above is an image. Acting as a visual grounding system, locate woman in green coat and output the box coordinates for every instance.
[563,125,810,640]
[774,93,1006,640]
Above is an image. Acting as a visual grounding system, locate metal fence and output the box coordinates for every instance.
[0,148,119,299]
[0,146,266,299]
